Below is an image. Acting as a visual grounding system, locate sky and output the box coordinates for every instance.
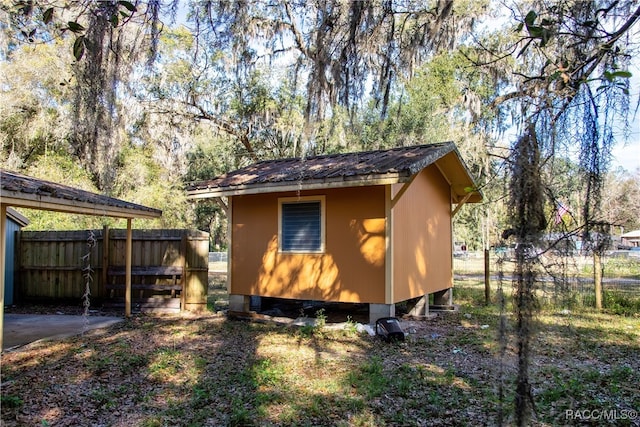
[168,5,640,173]
[610,59,640,173]
[611,139,640,172]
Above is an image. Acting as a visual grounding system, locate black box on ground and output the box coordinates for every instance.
[375,317,405,341]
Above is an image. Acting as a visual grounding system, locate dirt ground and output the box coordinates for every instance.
[2,297,638,426]
[2,276,638,426]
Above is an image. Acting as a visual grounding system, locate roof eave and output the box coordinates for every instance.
[6,207,30,226]
[433,148,484,204]
[454,192,483,204]
[188,173,410,199]
[1,191,162,219]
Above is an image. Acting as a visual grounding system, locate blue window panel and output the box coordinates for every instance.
[281,201,321,252]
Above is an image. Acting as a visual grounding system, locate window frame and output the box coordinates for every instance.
[278,195,326,254]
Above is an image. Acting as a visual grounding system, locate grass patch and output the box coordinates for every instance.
[599,257,640,278]
[602,290,640,315]
[207,277,229,312]
[2,281,638,426]
[347,356,388,399]
[148,348,183,380]
[0,395,23,409]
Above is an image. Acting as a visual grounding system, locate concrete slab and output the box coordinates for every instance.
[2,314,124,351]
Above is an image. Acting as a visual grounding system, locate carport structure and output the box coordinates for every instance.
[1,169,162,350]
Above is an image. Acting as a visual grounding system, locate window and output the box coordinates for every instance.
[279,196,325,253]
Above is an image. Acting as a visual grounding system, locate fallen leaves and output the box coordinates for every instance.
[1,300,638,426]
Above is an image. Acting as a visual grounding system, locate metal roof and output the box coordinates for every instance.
[1,169,162,219]
[621,230,640,239]
[6,207,29,227]
[187,142,482,203]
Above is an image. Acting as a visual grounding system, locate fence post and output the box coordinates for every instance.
[594,251,602,310]
[484,249,490,304]
[180,235,187,311]
[102,225,109,290]
[125,219,132,317]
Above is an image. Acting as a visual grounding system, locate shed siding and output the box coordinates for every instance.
[3,219,21,305]
[231,186,386,303]
[392,166,453,302]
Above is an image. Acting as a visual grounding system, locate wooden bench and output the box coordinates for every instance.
[106,266,184,299]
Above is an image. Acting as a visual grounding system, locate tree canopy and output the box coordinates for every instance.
[1,2,639,423]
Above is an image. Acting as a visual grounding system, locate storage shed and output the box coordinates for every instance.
[3,208,29,305]
[188,142,482,323]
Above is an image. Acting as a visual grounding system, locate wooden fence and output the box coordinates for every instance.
[15,228,209,312]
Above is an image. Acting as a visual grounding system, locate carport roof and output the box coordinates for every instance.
[1,169,162,219]
[187,142,482,203]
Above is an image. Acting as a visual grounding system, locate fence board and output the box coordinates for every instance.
[184,231,210,312]
[16,229,209,311]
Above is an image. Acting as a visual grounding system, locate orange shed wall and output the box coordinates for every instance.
[230,186,386,303]
[392,166,453,302]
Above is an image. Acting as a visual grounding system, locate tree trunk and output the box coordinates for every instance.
[514,258,535,426]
